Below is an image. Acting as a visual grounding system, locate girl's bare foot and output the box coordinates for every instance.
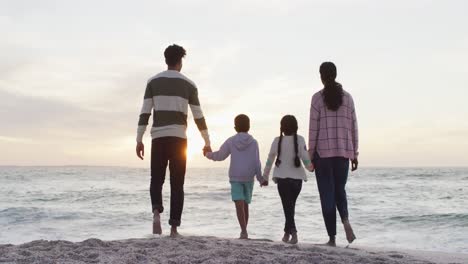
[343,219,356,244]
[239,231,248,239]
[288,232,298,244]
[152,212,162,235]
[282,233,290,243]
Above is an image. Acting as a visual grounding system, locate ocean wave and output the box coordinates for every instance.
[0,207,151,226]
[389,213,468,227]
[0,207,84,224]
[406,173,438,178]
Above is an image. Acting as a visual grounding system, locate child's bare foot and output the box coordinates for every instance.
[170,226,180,238]
[288,232,298,244]
[239,231,248,239]
[152,212,162,235]
[282,233,290,243]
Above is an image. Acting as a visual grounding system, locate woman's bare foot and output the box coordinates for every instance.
[343,219,356,244]
[170,226,180,238]
[239,231,248,239]
[282,233,290,243]
[152,212,162,235]
[288,232,298,244]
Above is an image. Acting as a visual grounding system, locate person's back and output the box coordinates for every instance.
[135,44,210,237]
[208,132,263,182]
[309,89,358,160]
[262,115,313,245]
[267,135,310,182]
[204,114,265,239]
[138,70,209,142]
[308,61,357,247]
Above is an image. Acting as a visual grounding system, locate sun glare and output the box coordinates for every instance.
[186,127,205,161]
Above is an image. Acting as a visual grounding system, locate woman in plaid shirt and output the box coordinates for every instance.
[309,62,358,247]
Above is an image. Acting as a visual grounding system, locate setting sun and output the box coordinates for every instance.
[186,126,206,161]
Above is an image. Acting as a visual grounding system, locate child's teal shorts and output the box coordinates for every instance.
[230,181,254,204]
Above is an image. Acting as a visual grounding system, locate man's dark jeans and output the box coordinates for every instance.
[150,137,187,227]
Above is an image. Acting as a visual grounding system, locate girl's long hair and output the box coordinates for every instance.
[320,62,343,111]
[275,115,301,168]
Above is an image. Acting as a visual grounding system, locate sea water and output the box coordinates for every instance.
[0,166,467,253]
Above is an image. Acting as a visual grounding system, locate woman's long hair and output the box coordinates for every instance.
[275,115,301,168]
[320,62,343,111]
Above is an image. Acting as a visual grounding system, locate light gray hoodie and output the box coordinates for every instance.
[206,133,263,183]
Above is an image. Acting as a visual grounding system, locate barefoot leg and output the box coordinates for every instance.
[288,232,298,244]
[343,219,356,244]
[244,202,249,227]
[235,200,248,239]
[153,211,162,235]
[170,226,180,238]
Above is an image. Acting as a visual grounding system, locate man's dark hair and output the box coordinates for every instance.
[164,44,186,67]
[234,114,250,133]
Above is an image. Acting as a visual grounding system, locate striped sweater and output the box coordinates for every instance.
[136,70,210,145]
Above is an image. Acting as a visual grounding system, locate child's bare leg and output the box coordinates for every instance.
[235,200,248,239]
[244,202,249,226]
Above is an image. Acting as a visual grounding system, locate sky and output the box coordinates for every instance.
[1,0,467,167]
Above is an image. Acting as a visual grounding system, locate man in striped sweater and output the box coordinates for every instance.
[136,44,211,237]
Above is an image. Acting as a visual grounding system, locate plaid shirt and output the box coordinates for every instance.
[308,89,359,160]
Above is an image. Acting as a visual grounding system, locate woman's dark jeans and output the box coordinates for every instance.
[314,153,350,237]
[277,178,303,234]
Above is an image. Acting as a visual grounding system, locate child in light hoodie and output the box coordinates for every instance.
[263,115,314,244]
[204,114,267,239]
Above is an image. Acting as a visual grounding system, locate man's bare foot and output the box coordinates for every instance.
[343,219,356,244]
[170,226,181,238]
[239,231,248,239]
[288,232,298,244]
[324,239,336,247]
[152,212,162,235]
[282,233,290,243]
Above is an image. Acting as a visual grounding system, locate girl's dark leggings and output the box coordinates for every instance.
[277,178,303,234]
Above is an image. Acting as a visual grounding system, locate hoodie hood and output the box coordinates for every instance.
[232,133,255,151]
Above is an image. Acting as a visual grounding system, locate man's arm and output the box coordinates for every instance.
[189,87,210,147]
[136,83,153,160]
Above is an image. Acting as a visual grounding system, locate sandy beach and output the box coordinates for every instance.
[0,236,466,264]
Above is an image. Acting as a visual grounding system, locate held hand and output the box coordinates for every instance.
[202,146,212,156]
[351,158,359,171]
[136,142,144,160]
[306,163,315,172]
[260,181,269,187]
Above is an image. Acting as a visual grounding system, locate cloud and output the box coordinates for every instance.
[0,89,135,141]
